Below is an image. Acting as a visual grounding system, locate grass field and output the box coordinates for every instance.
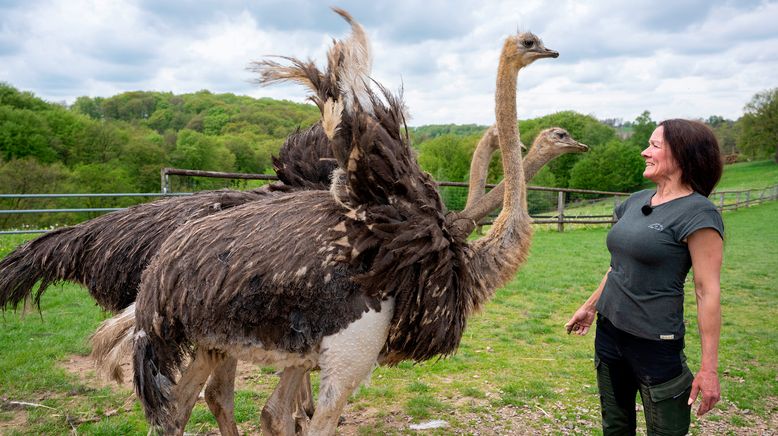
[0,198,776,434]
[717,160,778,190]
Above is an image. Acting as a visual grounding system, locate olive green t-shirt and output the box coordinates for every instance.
[596,189,724,341]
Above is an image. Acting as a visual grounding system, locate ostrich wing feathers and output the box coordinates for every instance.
[0,125,336,313]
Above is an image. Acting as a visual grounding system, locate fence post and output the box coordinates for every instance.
[745,190,751,208]
[735,191,740,210]
[160,168,169,194]
[557,191,565,232]
[614,197,620,222]
[718,192,725,212]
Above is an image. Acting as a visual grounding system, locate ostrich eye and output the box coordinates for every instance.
[522,39,534,49]
[556,132,565,139]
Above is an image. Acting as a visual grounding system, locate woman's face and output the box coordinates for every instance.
[641,126,680,183]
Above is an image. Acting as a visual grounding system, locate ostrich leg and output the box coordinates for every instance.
[308,300,394,435]
[261,366,310,435]
[204,356,240,436]
[299,372,315,418]
[167,349,223,435]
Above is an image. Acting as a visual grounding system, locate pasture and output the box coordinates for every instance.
[0,200,776,434]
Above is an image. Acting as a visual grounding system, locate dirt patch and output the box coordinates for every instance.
[693,397,778,436]
[59,354,133,390]
[0,409,28,431]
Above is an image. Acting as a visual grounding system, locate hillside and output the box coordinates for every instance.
[717,160,778,190]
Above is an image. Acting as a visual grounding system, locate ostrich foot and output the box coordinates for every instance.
[261,366,308,436]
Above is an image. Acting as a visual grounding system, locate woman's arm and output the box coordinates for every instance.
[686,227,723,416]
[565,267,611,336]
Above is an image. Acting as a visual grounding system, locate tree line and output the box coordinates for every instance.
[1,82,776,228]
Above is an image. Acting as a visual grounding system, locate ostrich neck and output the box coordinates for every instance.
[464,125,499,210]
[465,51,533,305]
[460,145,548,222]
[493,55,527,219]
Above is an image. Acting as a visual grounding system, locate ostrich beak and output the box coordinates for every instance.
[538,48,559,59]
[571,140,589,152]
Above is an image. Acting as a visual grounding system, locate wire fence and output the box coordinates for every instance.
[1,167,776,235]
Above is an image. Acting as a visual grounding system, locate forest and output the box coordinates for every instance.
[1,82,776,228]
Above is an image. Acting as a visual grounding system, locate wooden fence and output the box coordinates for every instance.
[161,168,778,232]
[1,168,775,235]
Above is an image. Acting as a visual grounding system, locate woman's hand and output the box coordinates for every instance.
[688,369,721,416]
[565,305,596,336]
[565,269,610,336]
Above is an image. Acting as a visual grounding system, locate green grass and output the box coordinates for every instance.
[0,201,776,434]
[717,160,778,190]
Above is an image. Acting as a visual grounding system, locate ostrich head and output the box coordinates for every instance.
[532,127,589,155]
[502,32,559,68]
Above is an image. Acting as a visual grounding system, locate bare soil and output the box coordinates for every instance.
[59,354,778,435]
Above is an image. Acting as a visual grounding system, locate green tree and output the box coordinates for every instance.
[172,129,235,171]
[417,134,481,182]
[0,106,57,163]
[410,124,488,144]
[527,166,557,213]
[71,96,104,119]
[707,117,740,157]
[119,131,167,192]
[520,111,616,187]
[737,88,778,161]
[628,110,656,149]
[0,83,52,111]
[0,158,70,229]
[569,140,645,192]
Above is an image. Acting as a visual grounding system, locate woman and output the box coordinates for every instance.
[565,119,723,435]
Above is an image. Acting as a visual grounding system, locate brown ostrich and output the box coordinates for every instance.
[91,123,586,433]
[0,11,372,433]
[0,123,334,314]
[130,29,558,435]
[0,8,370,318]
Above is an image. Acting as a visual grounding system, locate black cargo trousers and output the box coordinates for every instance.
[594,315,693,436]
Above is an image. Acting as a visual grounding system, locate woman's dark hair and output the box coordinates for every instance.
[659,119,722,197]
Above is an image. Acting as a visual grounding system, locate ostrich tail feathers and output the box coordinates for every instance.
[0,227,82,312]
[251,8,372,117]
[250,57,329,108]
[329,8,373,116]
[91,303,137,383]
[133,329,174,432]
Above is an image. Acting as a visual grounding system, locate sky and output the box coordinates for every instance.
[1,0,777,126]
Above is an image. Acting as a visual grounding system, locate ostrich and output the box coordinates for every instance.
[446,125,587,239]
[91,124,586,433]
[0,6,373,316]
[131,30,558,434]
[0,123,335,314]
[0,11,368,432]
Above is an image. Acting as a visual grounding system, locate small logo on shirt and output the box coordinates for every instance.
[659,334,675,340]
[648,223,664,231]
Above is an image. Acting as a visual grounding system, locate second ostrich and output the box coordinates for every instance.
[131,30,558,434]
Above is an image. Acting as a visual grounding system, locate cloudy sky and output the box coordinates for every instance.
[1,0,776,126]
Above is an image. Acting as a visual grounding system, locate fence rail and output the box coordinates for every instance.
[2,168,776,235]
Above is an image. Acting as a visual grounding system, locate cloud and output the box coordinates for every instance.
[0,0,776,125]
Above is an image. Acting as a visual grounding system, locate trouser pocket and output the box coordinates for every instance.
[639,365,693,436]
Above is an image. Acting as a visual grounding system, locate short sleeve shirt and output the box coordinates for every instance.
[596,189,724,341]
